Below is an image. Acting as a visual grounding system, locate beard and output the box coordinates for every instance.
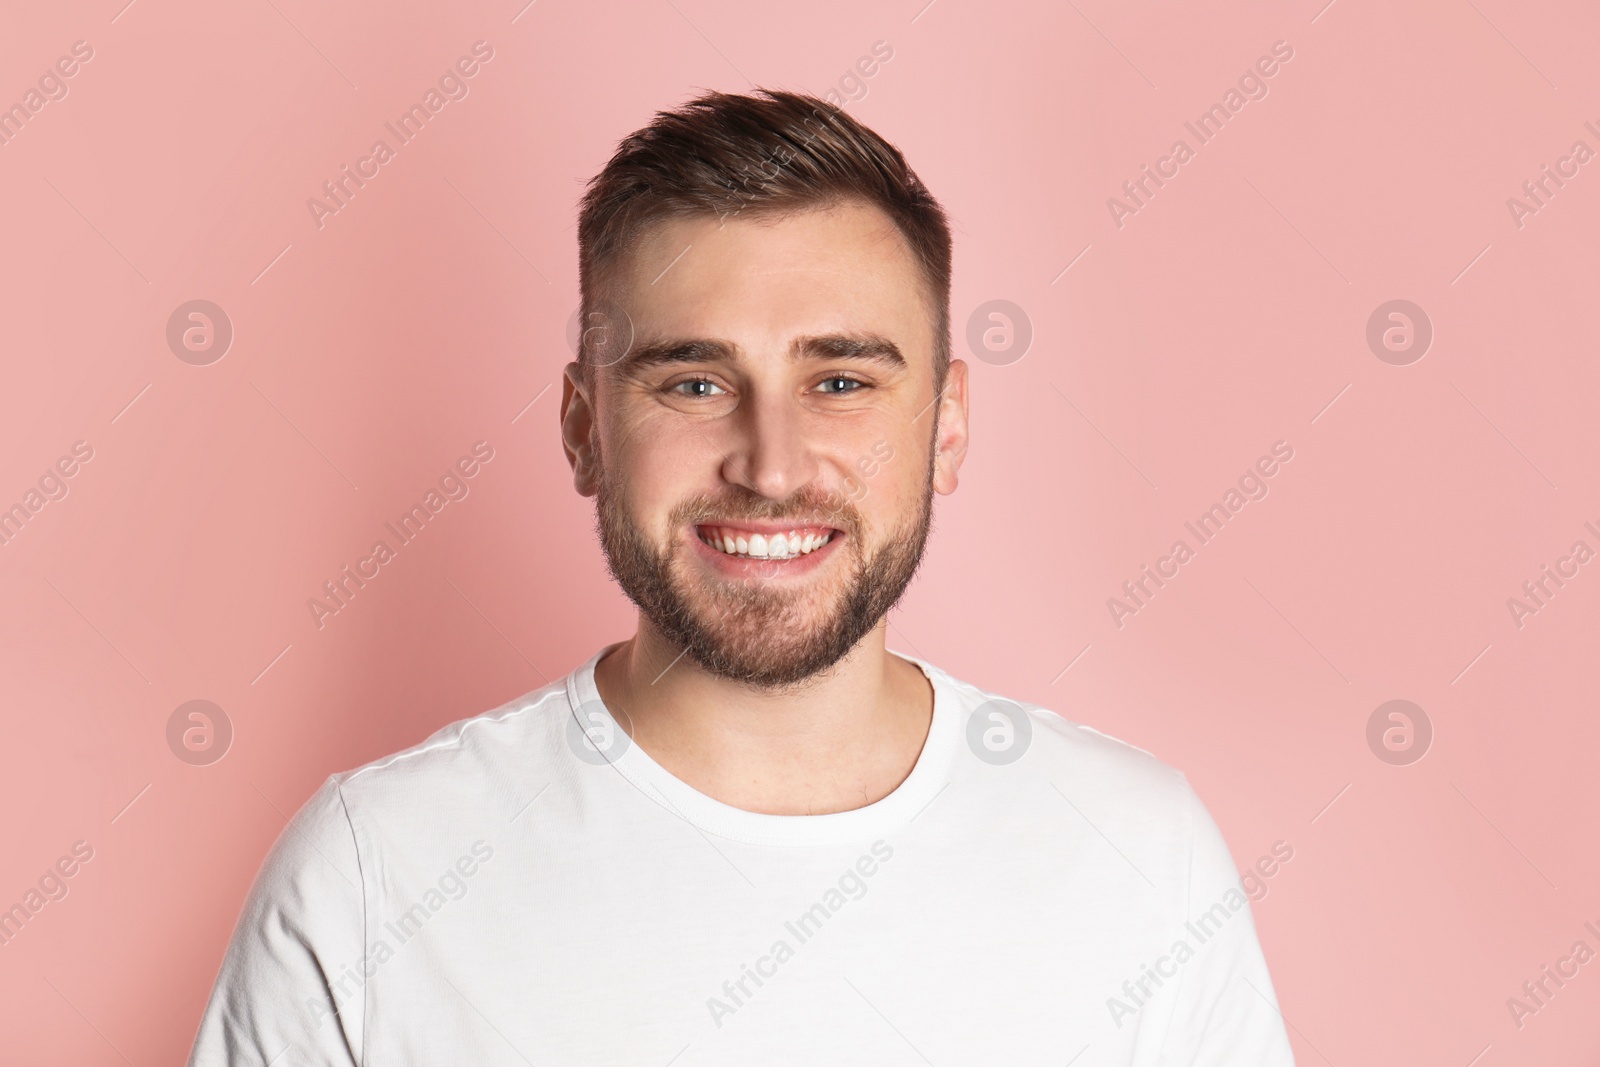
[593,434,937,692]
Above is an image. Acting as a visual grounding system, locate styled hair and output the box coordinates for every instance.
[575,88,952,393]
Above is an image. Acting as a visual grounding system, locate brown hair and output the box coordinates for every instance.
[575,88,952,393]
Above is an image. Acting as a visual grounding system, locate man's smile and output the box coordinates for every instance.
[688,521,848,576]
[694,521,840,560]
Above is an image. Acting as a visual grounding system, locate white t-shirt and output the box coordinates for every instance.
[187,645,1295,1066]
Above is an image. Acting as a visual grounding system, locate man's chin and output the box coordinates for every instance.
[681,633,854,691]
[669,584,854,689]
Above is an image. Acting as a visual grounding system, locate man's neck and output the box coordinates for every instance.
[591,621,934,816]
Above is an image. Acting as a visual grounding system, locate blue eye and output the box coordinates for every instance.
[670,377,725,397]
[818,377,864,393]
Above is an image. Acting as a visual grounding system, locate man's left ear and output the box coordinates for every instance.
[932,358,970,495]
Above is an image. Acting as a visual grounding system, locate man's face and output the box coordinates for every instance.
[561,198,968,690]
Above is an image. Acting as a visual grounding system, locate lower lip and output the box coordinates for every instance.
[689,527,844,578]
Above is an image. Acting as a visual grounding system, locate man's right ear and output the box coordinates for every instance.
[559,360,600,497]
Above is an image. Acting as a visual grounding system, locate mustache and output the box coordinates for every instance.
[675,490,860,533]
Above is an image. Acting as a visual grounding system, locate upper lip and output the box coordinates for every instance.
[693,520,842,536]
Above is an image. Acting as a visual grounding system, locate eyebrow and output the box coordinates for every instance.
[617,333,907,373]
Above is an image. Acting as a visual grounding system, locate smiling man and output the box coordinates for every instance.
[188,90,1295,1065]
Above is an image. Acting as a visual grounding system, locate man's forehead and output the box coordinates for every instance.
[588,200,936,377]
[628,205,924,296]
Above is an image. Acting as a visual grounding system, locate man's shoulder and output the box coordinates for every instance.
[329,673,575,813]
[927,657,1194,811]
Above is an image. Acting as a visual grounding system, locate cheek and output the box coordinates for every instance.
[612,414,721,526]
[877,466,924,519]
[844,438,922,527]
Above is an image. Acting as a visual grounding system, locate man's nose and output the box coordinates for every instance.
[718,389,820,501]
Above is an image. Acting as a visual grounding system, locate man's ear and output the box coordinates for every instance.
[560,360,601,497]
[932,358,970,495]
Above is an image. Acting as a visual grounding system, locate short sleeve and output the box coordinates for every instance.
[1157,780,1297,1065]
[186,776,367,1067]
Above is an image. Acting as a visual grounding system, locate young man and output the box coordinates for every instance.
[188,90,1295,1065]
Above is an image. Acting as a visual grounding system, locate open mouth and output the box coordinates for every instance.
[694,523,841,561]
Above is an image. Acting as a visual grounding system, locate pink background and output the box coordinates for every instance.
[2,0,1597,1062]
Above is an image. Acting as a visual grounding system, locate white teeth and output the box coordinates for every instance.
[701,527,833,560]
